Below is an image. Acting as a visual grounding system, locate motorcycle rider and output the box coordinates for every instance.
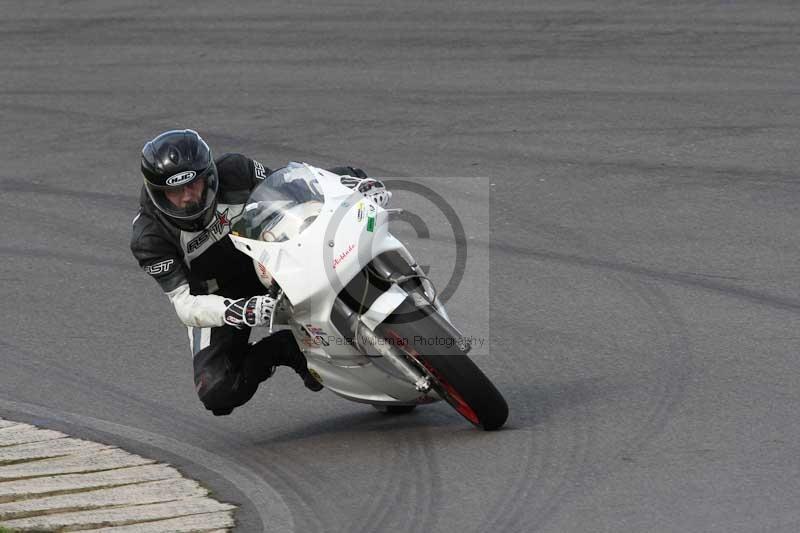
[130,129,390,416]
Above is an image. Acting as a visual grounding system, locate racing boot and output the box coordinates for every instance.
[249,331,323,392]
[273,349,324,392]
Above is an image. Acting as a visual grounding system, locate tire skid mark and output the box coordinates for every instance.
[492,408,594,533]
[493,241,800,315]
[226,416,422,533]
[346,431,409,533]
[612,278,694,454]
[343,418,441,533]
[477,194,630,532]
[515,274,692,532]
[182,430,332,533]
[477,319,555,528]
[401,427,435,533]
[412,427,442,533]
[478,242,593,533]
[359,431,417,533]
[471,357,563,532]
[240,446,336,533]
[477,267,693,532]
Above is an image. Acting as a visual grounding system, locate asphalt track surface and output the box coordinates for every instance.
[2,1,799,531]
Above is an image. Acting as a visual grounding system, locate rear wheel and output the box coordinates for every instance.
[377,300,508,430]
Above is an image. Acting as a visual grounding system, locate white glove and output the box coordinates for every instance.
[340,176,392,208]
[223,295,275,329]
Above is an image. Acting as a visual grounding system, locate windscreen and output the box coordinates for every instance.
[231,163,325,242]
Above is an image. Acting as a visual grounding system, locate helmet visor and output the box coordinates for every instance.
[145,164,219,221]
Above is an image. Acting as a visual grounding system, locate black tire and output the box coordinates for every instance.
[372,404,418,414]
[377,300,509,430]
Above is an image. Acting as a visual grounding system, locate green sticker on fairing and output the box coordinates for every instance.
[366,206,376,232]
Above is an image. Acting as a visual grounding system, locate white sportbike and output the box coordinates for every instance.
[229,163,508,430]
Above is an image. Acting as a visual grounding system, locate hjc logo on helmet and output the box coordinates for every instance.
[166,171,197,186]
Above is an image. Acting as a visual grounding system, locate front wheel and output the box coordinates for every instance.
[377,301,509,430]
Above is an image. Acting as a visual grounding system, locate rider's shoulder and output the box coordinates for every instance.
[132,190,157,232]
[131,208,161,242]
[216,153,269,191]
[130,196,176,253]
[216,153,253,183]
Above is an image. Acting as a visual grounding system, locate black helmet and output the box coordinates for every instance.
[141,129,219,231]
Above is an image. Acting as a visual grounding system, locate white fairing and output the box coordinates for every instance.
[229,163,443,405]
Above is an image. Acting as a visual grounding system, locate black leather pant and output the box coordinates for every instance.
[192,327,297,416]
